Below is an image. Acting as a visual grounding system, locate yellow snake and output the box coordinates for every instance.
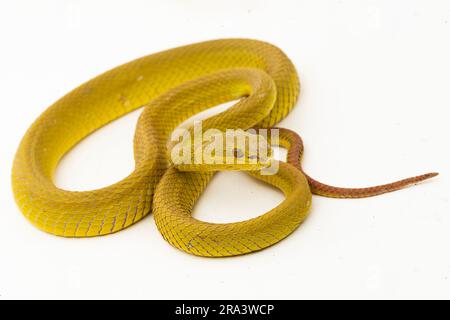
[12,39,437,257]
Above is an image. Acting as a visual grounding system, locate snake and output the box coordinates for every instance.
[11,39,438,257]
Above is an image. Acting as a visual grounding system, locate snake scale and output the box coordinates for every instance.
[12,39,437,257]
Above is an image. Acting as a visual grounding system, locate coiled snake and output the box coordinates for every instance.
[12,39,437,257]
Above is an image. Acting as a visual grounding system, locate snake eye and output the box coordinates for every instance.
[233,148,244,158]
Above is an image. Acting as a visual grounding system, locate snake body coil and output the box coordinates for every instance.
[12,39,437,257]
[12,39,311,257]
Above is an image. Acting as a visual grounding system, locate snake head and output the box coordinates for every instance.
[169,129,273,172]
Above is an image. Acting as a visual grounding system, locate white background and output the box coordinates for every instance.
[1,0,449,299]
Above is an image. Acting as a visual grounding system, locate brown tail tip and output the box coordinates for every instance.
[304,171,439,198]
[417,172,439,181]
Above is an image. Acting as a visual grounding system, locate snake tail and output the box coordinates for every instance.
[277,127,438,199]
